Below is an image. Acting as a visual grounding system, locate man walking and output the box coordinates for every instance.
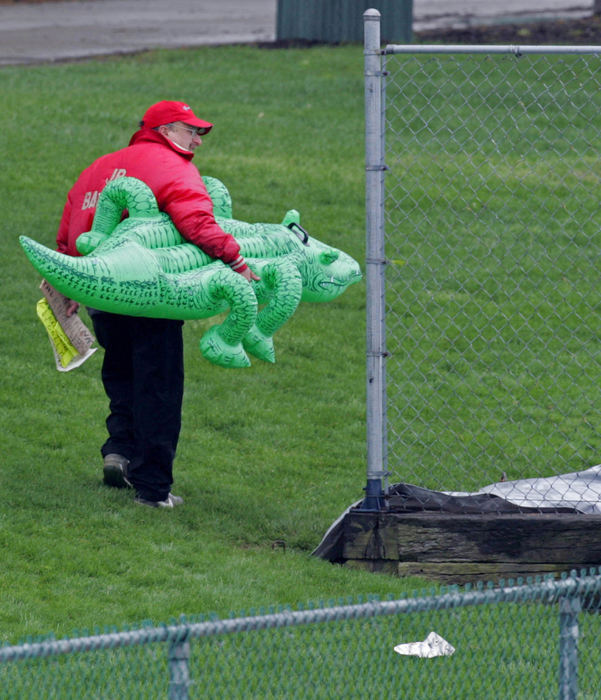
[57,100,258,508]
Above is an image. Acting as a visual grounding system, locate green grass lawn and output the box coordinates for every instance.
[4,43,601,699]
[0,44,427,645]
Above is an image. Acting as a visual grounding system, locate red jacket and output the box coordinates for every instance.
[56,128,247,273]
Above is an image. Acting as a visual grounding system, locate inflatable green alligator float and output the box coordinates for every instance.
[20,176,362,369]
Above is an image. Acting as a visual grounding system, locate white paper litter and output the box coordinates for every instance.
[394,631,455,658]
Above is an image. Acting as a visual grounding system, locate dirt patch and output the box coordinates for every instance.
[415,15,601,45]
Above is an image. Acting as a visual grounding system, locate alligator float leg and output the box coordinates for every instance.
[243,258,302,363]
[193,268,259,369]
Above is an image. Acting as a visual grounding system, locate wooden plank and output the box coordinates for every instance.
[395,561,572,585]
[344,560,575,584]
[342,511,601,566]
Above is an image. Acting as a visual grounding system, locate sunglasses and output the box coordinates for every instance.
[173,123,211,137]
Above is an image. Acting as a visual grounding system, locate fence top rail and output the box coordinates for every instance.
[383,44,601,56]
[2,571,601,664]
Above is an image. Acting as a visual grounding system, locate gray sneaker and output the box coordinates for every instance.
[103,453,132,489]
[134,493,184,508]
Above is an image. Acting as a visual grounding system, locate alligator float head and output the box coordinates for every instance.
[20,176,362,368]
[291,229,362,303]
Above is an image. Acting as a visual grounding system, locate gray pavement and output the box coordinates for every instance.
[0,0,595,66]
[0,0,277,65]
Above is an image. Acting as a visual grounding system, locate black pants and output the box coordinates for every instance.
[91,311,184,501]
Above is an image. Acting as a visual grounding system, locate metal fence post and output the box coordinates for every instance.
[361,8,388,511]
[559,596,580,700]
[168,636,191,700]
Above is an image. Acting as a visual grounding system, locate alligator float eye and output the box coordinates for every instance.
[319,250,339,265]
[287,222,310,246]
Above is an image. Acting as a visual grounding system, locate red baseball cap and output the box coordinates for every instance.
[140,100,213,134]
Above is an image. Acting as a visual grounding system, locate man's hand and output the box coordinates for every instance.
[240,267,260,282]
[65,299,80,317]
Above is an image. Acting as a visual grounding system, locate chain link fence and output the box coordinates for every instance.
[364,9,601,511]
[2,570,601,698]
